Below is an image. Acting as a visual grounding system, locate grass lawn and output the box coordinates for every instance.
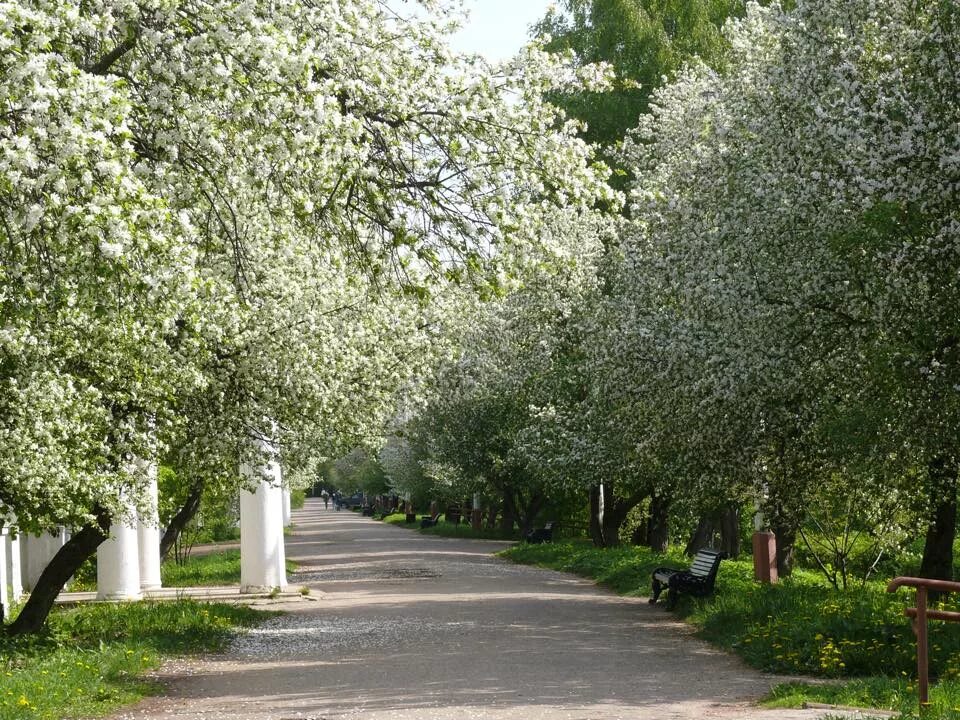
[2,545,299,719]
[0,600,272,720]
[502,541,960,719]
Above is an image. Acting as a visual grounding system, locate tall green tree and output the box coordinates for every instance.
[532,0,763,148]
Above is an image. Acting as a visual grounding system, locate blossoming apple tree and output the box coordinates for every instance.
[0,0,613,632]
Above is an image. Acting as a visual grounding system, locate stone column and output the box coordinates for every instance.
[282,486,292,527]
[97,500,142,601]
[6,525,22,603]
[0,526,8,620]
[240,434,287,593]
[21,529,69,592]
[137,462,162,592]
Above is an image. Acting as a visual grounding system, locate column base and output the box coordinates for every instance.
[97,590,144,601]
[240,583,288,594]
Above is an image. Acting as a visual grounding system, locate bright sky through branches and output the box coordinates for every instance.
[450,1,553,60]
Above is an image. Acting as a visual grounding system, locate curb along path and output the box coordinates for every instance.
[112,499,863,720]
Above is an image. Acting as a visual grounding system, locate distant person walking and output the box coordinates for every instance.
[322,491,330,510]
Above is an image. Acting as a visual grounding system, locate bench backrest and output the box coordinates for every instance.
[689,549,724,579]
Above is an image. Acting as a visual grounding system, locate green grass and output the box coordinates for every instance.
[0,600,271,720]
[95,549,293,588]
[383,513,519,540]
[162,549,244,587]
[502,541,960,718]
[764,677,960,718]
[503,539,671,595]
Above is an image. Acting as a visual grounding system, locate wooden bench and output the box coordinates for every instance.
[649,548,724,609]
[420,512,441,529]
[524,521,555,544]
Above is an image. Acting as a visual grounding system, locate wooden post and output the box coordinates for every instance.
[752,531,778,583]
[888,576,960,713]
[916,586,929,707]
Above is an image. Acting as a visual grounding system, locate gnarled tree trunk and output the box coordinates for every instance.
[159,481,204,560]
[646,493,670,552]
[590,484,646,548]
[685,515,716,556]
[719,504,741,558]
[920,454,958,582]
[7,507,111,635]
[686,504,741,558]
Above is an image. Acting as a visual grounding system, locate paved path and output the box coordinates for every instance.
[113,499,878,720]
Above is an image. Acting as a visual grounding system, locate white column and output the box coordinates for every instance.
[240,435,287,593]
[97,501,142,601]
[0,526,9,620]
[22,529,68,592]
[137,462,162,591]
[282,487,292,527]
[7,526,22,603]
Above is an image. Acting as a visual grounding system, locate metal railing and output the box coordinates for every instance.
[887,576,960,707]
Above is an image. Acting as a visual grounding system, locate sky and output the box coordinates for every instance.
[448,1,554,60]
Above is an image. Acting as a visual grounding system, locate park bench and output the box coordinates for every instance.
[420,512,441,529]
[524,521,555,544]
[649,548,724,609]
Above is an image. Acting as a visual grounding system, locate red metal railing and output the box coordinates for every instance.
[887,576,960,707]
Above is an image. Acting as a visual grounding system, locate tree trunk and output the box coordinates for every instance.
[587,482,643,547]
[485,503,499,529]
[517,492,545,537]
[159,482,204,560]
[685,515,716,556]
[7,508,111,635]
[499,491,516,533]
[600,505,624,547]
[920,455,958,582]
[589,485,604,546]
[770,516,796,577]
[646,494,670,552]
[719,504,741,558]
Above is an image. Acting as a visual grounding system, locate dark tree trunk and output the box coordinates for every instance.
[159,482,204,560]
[589,485,604,546]
[920,455,958,582]
[7,508,111,635]
[719,504,741,558]
[500,491,516,533]
[588,485,647,548]
[485,503,499,529]
[517,492,545,537]
[600,505,626,547]
[685,515,716,556]
[770,516,796,577]
[647,494,670,552]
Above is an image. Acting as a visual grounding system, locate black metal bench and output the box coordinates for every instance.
[524,521,555,544]
[649,548,724,609]
[420,512,441,529]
